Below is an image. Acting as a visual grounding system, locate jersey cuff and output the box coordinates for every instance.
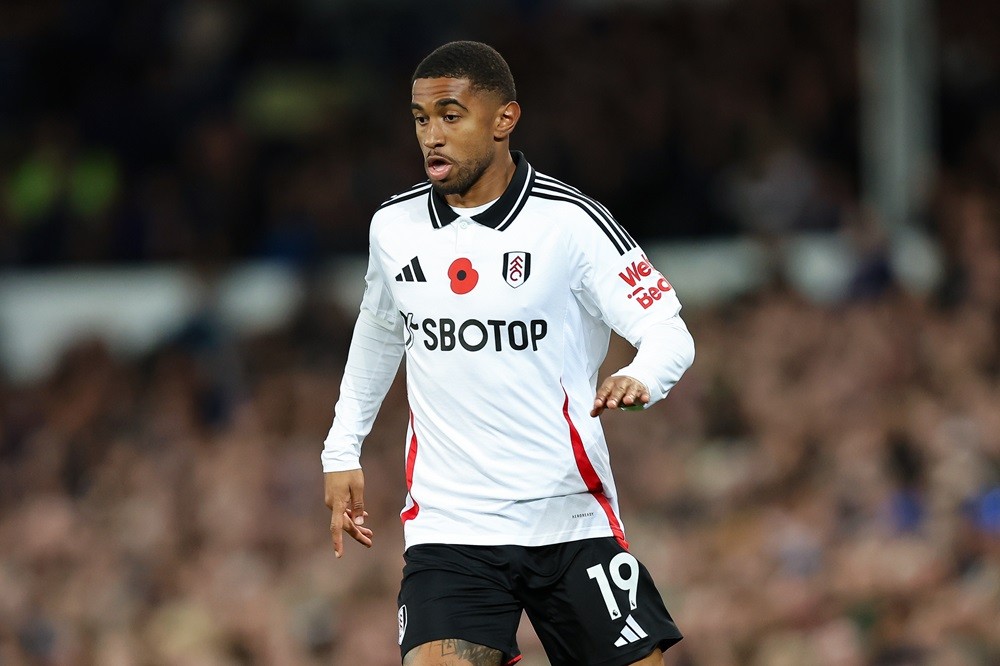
[321,449,362,473]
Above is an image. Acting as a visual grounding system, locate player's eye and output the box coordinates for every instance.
[443,113,460,122]
[413,115,428,125]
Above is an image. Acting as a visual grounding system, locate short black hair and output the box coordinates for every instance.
[412,41,516,102]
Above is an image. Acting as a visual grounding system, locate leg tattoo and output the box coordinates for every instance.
[403,639,503,666]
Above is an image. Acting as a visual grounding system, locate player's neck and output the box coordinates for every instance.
[444,151,516,209]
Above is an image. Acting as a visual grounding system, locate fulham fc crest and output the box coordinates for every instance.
[397,604,408,645]
[502,251,531,288]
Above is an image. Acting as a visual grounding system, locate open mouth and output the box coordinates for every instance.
[426,156,453,180]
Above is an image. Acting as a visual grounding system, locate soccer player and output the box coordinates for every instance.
[322,41,695,666]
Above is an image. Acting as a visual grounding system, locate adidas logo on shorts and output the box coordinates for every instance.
[614,614,648,647]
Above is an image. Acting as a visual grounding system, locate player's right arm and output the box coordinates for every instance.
[322,231,404,557]
[325,468,373,558]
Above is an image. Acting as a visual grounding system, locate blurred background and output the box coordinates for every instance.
[1,0,998,664]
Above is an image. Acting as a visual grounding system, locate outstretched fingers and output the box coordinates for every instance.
[591,375,650,417]
[325,469,372,558]
[345,509,374,547]
[330,509,374,558]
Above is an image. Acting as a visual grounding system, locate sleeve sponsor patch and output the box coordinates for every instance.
[618,254,672,310]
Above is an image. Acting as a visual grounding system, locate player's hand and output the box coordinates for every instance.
[591,375,650,417]
[324,469,373,558]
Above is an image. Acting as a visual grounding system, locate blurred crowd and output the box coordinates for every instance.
[1,179,998,664]
[3,0,996,262]
[2,0,1000,664]
[1,0,864,265]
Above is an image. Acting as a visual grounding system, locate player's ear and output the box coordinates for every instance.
[494,101,520,140]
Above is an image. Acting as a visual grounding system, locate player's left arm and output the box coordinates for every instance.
[590,316,694,416]
[572,225,695,417]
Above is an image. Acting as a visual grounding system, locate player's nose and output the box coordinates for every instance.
[422,121,444,148]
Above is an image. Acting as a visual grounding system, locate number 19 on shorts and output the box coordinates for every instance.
[586,552,640,620]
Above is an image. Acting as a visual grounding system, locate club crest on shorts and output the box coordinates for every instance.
[502,251,531,288]
[397,604,408,644]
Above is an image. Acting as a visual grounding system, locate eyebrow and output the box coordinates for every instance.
[410,98,470,112]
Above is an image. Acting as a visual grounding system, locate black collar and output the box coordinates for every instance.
[428,151,535,231]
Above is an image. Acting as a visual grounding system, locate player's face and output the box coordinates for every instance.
[411,77,504,197]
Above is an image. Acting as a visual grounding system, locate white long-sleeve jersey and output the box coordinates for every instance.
[323,153,694,550]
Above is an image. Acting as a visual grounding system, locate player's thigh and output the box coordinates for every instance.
[402,639,504,666]
[398,544,522,664]
[628,647,665,665]
[520,537,682,666]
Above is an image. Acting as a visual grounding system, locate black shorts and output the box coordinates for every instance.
[397,537,682,666]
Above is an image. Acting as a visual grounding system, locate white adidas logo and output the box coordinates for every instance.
[614,614,648,647]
